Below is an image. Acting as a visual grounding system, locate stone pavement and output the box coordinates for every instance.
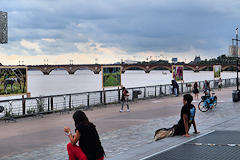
[0,87,239,160]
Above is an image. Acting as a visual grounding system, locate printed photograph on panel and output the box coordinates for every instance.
[213,65,221,78]
[172,65,183,81]
[0,66,27,95]
[102,66,121,88]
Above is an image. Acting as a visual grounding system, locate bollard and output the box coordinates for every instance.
[118,89,121,103]
[159,85,162,96]
[144,87,146,98]
[48,97,50,111]
[155,86,157,97]
[69,95,71,109]
[181,83,183,94]
[103,91,106,105]
[100,91,103,104]
[132,89,134,101]
[87,93,90,108]
[51,97,53,110]
[22,95,26,115]
[164,85,166,95]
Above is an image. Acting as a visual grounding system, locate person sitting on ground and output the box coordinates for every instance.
[64,110,105,160]
[173,94,199,137]
[154,94,199,141]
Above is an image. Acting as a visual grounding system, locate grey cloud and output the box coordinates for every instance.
[1,0,240,57]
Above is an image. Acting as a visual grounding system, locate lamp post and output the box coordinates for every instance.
[232,28,239,91]
[235,28,239,91]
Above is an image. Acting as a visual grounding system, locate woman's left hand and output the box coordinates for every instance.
[64,127,70,133]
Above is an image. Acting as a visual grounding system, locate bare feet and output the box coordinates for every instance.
[193,131,200,134]
[183,133,190,137]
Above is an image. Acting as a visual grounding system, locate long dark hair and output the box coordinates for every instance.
[73,110,90,127]
[194,82,198,88]
[183,94,193,105]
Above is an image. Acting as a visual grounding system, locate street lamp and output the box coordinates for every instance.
[237,28,239,91]
[232,28,239,90]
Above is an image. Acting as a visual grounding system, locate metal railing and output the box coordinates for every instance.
[0,78,238,119]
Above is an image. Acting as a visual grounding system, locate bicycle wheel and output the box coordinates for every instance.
[198,100,210,112]
[213,96,217,106]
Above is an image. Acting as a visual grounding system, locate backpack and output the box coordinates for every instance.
[154,128,175,141]
[189,107,196,123]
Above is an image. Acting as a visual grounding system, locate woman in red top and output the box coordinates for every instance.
[64,110,105,160]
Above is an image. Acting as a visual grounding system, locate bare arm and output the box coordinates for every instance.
[68,130,80,145]
[192,120,200,134]
[64,127,81,145]
[183,114,190,137]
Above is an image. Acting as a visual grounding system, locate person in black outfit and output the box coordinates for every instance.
[120,87,130,112]
[64,110,105,160]
[171,80,179,96]
[173,94,199,137]
[192,82,199,100]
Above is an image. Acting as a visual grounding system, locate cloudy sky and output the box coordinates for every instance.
[0,0,239,65]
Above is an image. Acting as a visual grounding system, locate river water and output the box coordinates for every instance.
[24,70,236,97]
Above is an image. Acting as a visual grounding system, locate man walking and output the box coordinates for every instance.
[120,87,130,112]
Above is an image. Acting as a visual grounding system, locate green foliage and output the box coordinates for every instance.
[104,74,120,87]
[4,108,11,117]
[103,69,121,87]
[27,108,36,114]
[37,97,45,112]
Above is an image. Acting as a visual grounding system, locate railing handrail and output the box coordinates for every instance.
[0,78,236,103]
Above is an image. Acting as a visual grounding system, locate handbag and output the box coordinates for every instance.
[154,128,175,141]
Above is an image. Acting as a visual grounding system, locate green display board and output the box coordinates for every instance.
[213,65,221,78]
[0,66,27,96]
[102,66,121,88]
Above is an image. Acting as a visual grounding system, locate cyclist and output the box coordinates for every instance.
[203,80,210,97]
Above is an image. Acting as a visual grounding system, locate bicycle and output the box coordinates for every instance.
[198,92,217,112]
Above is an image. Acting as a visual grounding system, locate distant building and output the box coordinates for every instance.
[194,56,201,63]
[124,60,140,64]
[171,58,178,64]
[189,56,201,64]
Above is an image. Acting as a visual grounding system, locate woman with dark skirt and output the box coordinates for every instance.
[64,110,105,160]
[173,94,199,137]
[192,82,199,100]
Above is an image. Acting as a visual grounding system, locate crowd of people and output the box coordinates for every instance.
[63,78,223,160]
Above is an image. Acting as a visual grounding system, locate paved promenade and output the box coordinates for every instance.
[0,87,239,160]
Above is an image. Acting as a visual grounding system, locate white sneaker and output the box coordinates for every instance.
[127,109,130,112]
[120,109,123,112]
